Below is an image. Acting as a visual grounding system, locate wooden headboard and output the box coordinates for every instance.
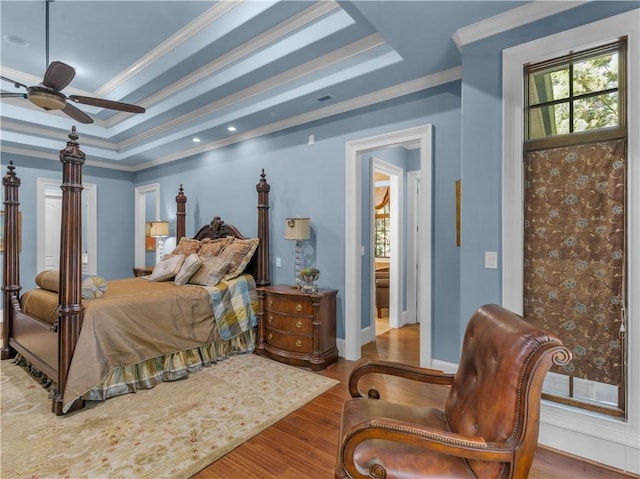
[177,170,271,287]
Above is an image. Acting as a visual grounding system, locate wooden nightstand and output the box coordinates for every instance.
[257,285,338,370]
[133,266,154,277]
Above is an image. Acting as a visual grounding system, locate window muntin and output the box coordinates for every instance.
[375,203,390,258]
[526,42,623,141]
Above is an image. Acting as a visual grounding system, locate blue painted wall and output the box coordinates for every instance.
[0,154,134,290]
[2,1,633,366]
[459,1,638,350]
[134,81,462,344]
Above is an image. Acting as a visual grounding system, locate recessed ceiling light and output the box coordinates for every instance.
[192,138,200,143]
[227,126,237,132]
[2,34,29,48]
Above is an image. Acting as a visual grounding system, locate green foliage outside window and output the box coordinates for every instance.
[375,203,390,258]
[527,42,622,140]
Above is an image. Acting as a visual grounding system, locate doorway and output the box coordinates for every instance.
[371,158,402,338]
[37,178,97,275]
[134,183,160,268]
[344,124,433,367]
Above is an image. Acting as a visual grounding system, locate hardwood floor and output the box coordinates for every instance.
[191,325,636,479]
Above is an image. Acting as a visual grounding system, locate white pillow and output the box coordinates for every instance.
[144,254,184,282]
[174,253,202,285]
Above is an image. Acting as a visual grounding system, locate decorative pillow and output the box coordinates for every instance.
[35,270,59,293]
[217,238,259,280]
[198,237,233,258]
[144,254,185,282]
[170,237,201,256]
[174,253,202,286]
[82,276,107,299]
[188,256,232,286]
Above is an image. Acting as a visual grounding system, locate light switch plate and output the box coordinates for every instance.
[485,251,498,269]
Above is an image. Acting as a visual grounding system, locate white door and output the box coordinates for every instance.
[44,190,62,270]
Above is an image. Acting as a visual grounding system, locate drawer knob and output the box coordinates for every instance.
[267,333,273,341]
[268,300,273,307]
[296,320,303,329]
[295,339,302,348]
[296,303,303,312]
[268,315,273,323]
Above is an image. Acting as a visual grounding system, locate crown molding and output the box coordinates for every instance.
[133,67,461,171]
[0,145,133,171]
[118,33,388,151]
[95,1,241,97]
[452,1,588,51]
[105,1,342,127]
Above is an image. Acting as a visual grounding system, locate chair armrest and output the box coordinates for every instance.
[340,417,515,476]
[348,359,455,398]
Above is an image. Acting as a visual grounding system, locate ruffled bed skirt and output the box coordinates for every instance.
[15,327,257,405]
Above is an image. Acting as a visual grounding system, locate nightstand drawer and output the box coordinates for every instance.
[266,329,313,353]
[265,295,312,315]
[257,285,338,370]
[265,313,313,333]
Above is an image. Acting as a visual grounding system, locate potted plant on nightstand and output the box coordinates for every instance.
[299,267,320,294]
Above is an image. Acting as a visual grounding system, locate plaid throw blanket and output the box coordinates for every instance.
[204,275,258,340]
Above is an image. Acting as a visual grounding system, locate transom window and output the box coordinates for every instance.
[526,40,624,141]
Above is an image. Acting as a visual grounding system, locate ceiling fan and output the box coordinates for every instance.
[0,1,145,124]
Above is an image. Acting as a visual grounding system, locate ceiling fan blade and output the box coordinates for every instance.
[1,92,27,99]
[1,76,28,90]
[43,61,76,91]
[68,95,145,114]
[61,102,94,124]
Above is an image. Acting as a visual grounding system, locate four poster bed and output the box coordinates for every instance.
[1,127,271,415]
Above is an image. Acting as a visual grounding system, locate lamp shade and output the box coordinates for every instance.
[150,221,169,237]
[285,217,310,240]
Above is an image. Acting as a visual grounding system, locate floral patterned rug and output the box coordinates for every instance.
[0,354,339,479]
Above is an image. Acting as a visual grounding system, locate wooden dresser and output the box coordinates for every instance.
[257,285,338,370]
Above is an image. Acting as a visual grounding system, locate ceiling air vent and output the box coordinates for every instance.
[303,94,334,107]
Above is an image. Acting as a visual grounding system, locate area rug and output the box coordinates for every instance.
[0,353,339,479]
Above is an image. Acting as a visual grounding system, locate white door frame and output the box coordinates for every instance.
[37,177,97,275]
[407,170,421,325]
[344,124,433,366]
[371,157,403,330]
[134,183,160,267]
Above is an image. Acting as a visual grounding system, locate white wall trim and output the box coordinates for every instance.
[502,9,640,474]
[134,183,161,267]
[452,1,588,51]
[37,178,97,276]
[406,170,421,326]
[371,157,403,329]
[344,124,432,367]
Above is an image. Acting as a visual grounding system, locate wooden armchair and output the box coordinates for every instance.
[335,304,571,479]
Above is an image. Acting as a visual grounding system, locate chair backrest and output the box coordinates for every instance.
[444,304,570,478]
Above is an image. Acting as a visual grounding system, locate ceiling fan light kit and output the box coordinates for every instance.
[27,86,66,110]
[0,3,145,123]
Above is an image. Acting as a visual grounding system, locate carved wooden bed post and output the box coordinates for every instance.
[2,162,21,360]
[176,184,187,242]
[53,126,86,415]
[255,169,270,287]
